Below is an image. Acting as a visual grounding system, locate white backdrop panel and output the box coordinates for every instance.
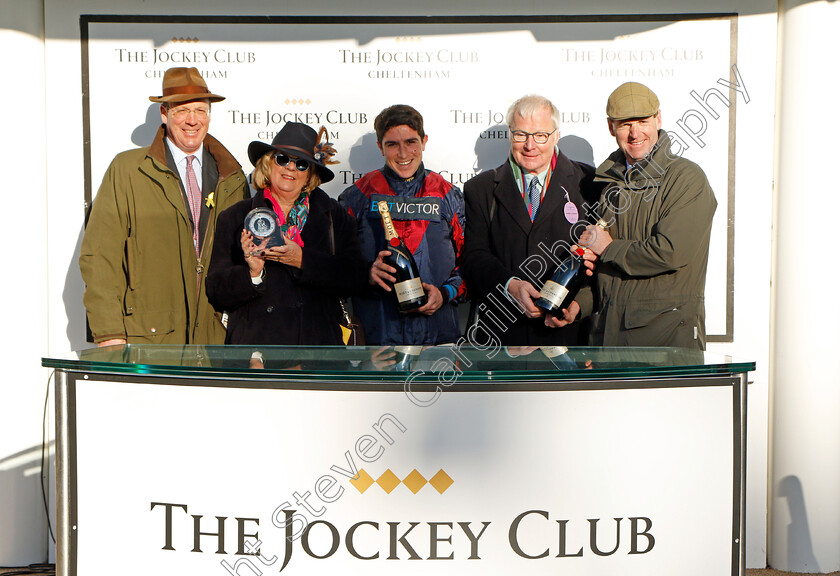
[86,16,737,337]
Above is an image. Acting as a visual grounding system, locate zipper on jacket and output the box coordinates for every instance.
[194,262,204,297]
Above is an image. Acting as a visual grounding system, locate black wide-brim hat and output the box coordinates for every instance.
[247,122,335,183]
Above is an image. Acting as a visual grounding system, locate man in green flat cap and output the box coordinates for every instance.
[580,82,717,349]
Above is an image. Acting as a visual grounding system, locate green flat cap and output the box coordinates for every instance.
[606,82,659,121]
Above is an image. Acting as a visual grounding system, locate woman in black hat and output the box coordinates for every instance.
[206,122,367,345]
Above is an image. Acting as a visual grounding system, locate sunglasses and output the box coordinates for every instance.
[273,153,310,172]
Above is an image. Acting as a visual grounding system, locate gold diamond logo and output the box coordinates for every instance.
[429,469,454,494]
[402,469,427,494]
[376,469,401,493]
[350,468,374,493]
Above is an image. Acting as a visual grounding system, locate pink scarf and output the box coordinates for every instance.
[263,189,308,247]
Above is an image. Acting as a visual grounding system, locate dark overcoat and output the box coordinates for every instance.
[462,155,596,346]
[206,189,368,345]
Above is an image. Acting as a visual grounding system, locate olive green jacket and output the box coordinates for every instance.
[80,126,247,344]
[591,130,717,349]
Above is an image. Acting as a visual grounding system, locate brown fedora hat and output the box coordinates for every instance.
[149,67,225,104]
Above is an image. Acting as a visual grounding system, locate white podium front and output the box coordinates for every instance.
[44,345,753,576]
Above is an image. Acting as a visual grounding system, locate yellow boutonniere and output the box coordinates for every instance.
[205,192,215,209]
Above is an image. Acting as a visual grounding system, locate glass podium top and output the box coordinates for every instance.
[43,345,755,382]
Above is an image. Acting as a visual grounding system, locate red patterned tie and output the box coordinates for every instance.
[185,155,201,255]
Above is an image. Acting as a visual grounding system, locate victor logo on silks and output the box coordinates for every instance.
[368,194,442,222]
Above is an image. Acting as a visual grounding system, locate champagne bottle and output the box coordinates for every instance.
[540,346,578,369]
[536,219,608,316]
[377,200,427,312]
[393,345,423,371]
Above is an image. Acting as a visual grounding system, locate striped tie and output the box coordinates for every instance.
[528,176,540,221]
[185,155,202,255]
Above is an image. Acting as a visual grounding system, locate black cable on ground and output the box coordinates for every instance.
[0,563,56,575]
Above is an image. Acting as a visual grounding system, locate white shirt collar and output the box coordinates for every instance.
[165,138,204,168]
[526,167,549,188]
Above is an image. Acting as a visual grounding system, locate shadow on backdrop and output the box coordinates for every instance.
[473,123,509,173]
[64,16,770,46]
[775,474,820,572]
[0,442,54,561]
[63,226,90,349]
[343,131,382,191]
[131,104,162,148]
[559,134,595,167]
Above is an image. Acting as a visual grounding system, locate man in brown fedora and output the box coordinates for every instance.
[580,81,717,349]
[80,67,248,345]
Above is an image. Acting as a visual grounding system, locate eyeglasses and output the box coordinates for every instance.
[168,106,210,119]
[274,153,310,172]
[510,129,557,144]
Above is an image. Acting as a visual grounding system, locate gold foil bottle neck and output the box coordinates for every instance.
[377,200,398,241]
